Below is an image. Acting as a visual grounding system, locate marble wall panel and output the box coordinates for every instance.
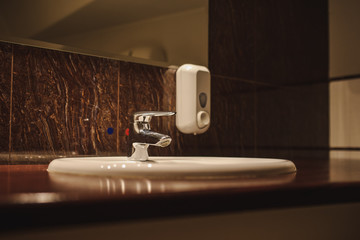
[0,42,11,155]
[11,45,118,157]
[255,83,329,160]
[210,0,328,86]
[209,0,329,160]
[254,0,328,85]
[209,0,255,81]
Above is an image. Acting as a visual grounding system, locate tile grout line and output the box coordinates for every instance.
[8,45,14,162]
[253,1,257,157]
[116,62,120,153]
[212,73,329,89]
[329,74,360,82]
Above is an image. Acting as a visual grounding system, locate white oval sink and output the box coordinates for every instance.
[47,156,296,178]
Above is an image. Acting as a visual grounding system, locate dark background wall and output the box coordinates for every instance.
[208,0,329,160]
[0,0,329,163]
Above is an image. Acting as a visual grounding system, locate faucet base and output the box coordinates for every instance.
[128,143,150,161]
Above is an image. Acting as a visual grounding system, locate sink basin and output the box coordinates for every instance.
[47,156,296,178]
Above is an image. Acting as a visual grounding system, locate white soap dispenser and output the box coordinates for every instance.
[176,64,211,134]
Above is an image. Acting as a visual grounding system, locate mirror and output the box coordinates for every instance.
[0,0,208,67]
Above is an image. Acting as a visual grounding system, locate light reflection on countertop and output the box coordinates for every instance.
[5,192,67,204]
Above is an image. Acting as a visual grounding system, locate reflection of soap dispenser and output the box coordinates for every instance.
[176,64,211,134]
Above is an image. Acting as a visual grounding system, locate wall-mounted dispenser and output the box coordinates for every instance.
[176,64,211,135]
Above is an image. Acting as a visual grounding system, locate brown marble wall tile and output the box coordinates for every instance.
[254,0,328,85]
[11,45,118,156]
[0,42,11,155]
[209,0,328,86]
[209,0,255,81]
[255,83,329,160]
[256,149,330,161]
[209,0,329,160]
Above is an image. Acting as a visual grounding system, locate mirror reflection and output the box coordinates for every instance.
[0,0,208,67]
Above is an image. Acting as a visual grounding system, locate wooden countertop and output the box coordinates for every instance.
[1,158,360,231]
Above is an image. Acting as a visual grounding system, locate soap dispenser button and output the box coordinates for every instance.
[199,92,207,108]
[197,111,210,128]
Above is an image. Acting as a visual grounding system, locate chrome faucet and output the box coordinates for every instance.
[127,111,175,161]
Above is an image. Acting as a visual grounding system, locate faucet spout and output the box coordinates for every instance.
[127,111,175,161]
[137,129,172,147]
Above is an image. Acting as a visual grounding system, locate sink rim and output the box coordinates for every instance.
[47,156,297,178]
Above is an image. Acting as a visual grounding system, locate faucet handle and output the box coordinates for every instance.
[132,111,175,133]
[133,111,175,123]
